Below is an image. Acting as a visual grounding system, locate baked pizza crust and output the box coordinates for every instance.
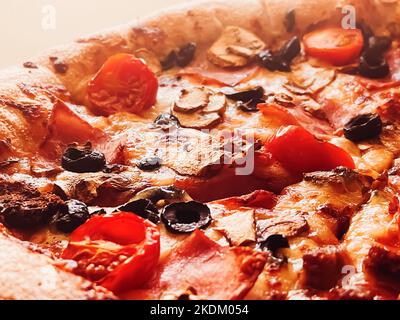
[1,0,399,156]
[0,0,399,300]
[0,227,115,300]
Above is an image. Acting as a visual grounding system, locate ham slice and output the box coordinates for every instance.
[179,65,260,87]
[45,100,106,145]
[123,230,266,300]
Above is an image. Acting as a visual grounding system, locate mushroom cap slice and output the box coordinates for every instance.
[172,110,222,130]
[207,26,266,68]
[289,63,337,94]
[203,92,227,115]
[174,87,210,113]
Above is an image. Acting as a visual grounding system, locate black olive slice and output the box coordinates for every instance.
[258,49,276,70]
[52,199,90,233]
[344,113,383,142]
[280,36,301,62]
[61,143,106,173]
[119,199,160,224]
[137,156,162,172]
[258,37,300,72]
[176,43,197,68]
[284,9,296,33]
[368,36,392,56]
[359,53,390,79]
[257,234,289,255]
[258,50,289,72]
[359,55,390,79]
[357,22,374,50]
[161,43,197,70]
[236,98,264,113]
[161,201,212,234]
[225,86,264,102]
[154,113,180,130]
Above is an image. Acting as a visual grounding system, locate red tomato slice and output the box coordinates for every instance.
[303,28,363,66]
[62,212,160,294]
[87,54,158,116]
[264,125,355,177]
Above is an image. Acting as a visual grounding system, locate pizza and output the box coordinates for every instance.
[2,0,400,300]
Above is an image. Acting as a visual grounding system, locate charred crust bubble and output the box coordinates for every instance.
[119,199,160,224]
[23,62,38,69]
[162,43,197,70]
[52,199,90,233]
[0,180,66,229]
[49,56,69,74]
[62,142,106,173]
[161,51,177,71]
[161,201,212,234]
[176,43,197,68]
[344,113,383,142]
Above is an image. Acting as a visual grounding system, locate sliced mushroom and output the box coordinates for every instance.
[53,170,147,207]
[256,211,309,242]
[131,185,193,205]
[214,209,256,246]
[135,48,162,74]
[171,87,226,130]
[289,63,336,94]
[174,87,210,113]
[172,111,222,130]
[207,26,266,68]
[203,92,227,114]
[158,129,225,177]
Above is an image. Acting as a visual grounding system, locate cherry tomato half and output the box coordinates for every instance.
[87,53,158,116]
[303,28,363,66]
[62,212,160,294]
[264,125,355,177]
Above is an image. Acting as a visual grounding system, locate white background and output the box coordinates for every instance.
[0,0,186,68]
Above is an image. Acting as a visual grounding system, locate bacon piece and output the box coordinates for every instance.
[258,103,332,137]
[123,230,266,300]
[364,245,400,284]
[301,246,346,290]
[40,101,128,164]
